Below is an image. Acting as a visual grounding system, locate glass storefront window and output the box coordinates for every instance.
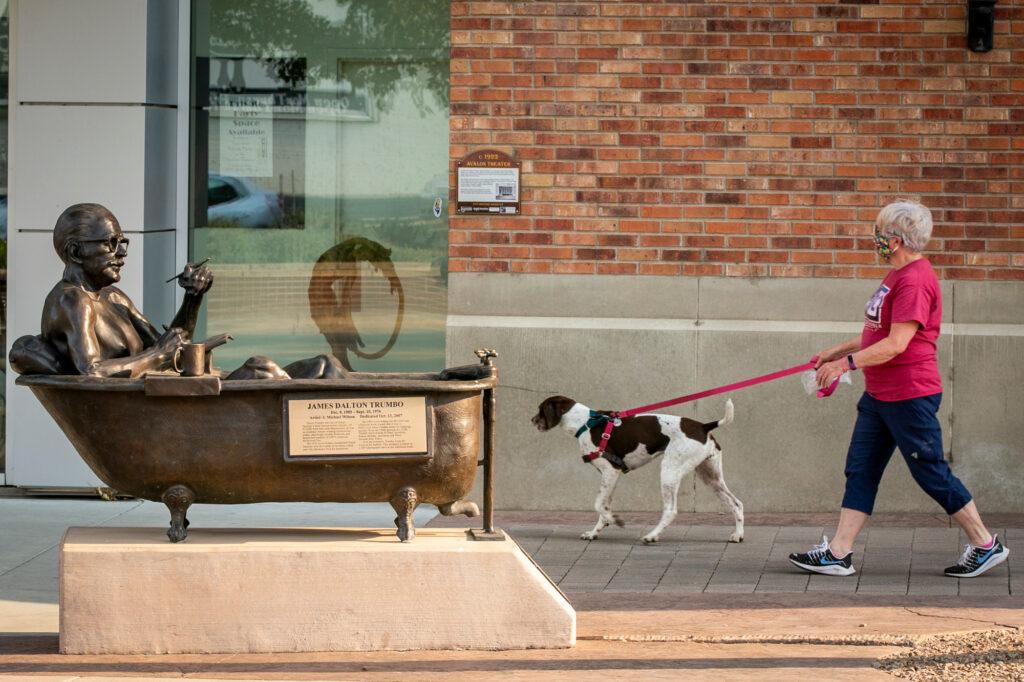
[190,0,450,373]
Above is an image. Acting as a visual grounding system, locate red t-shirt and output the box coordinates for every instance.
[860,258,942,401]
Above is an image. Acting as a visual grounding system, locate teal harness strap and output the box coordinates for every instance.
[575,411,609,438]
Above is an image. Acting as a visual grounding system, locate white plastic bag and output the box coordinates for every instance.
[801,370,851,397]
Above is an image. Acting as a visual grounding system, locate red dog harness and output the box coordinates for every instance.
[582,359,832,465]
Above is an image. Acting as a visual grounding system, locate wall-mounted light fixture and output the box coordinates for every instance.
[967,0,997,52]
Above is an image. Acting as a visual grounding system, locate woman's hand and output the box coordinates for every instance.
[815,359,848,389]
[814,346,843,368]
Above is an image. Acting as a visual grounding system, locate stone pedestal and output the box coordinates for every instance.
[59,527,575,654]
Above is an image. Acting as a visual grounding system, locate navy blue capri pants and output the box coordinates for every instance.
[842,392,972,516]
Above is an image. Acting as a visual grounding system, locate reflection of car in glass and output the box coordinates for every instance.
[207,174,283,228]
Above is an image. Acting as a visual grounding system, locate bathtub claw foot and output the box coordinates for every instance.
[162,485,195,543]
[390,486,418,542]
[438,500,480,518]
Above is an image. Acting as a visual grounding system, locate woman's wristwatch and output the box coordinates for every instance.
[846,353,857,371]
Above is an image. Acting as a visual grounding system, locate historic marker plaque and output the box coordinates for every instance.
[284,395,428,460]
[457,149,521,215]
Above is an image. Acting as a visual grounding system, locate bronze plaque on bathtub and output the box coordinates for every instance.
[283,395,430,462]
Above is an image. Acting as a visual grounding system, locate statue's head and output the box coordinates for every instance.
[53,204,129,287]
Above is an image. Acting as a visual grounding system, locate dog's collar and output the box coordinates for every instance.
[575,410,611,438]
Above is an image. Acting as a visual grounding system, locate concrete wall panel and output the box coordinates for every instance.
[695,277,954,325]
[949,334,1024,512]
[952,282,1024,325]
[449,273,1020,513]
[449,273,699,319]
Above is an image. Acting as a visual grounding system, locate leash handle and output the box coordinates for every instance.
[816,376,842,398]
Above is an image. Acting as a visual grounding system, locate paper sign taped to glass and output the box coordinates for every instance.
[214,92,274,178]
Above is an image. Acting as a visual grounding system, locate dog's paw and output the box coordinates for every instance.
[613,515,625,528]
[580,531,598,541]
[728,532,744,543]
[641,535,659,544]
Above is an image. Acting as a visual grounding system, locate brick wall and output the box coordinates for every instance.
[448,0,1024,280]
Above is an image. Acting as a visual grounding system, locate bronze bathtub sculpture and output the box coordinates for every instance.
[17,358,499,543]
[11,203,500,543]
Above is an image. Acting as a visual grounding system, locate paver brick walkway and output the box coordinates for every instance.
[432,512,1019,596]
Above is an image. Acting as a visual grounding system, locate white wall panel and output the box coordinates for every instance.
[6,0,184,489]
[15,0,176,104]
[9,105,176,230]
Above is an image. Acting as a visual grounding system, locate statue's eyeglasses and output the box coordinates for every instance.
[77,235,130,252]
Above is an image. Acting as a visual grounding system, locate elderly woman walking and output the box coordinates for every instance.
[789,201,1008,578]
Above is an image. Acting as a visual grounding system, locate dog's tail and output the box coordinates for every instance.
[703,399,734,432]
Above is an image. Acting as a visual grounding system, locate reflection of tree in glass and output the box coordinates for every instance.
[208,0,327,86]
[308,237,404,371]
[207,0,448,114]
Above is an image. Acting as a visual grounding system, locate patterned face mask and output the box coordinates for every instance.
[873,225,896,257]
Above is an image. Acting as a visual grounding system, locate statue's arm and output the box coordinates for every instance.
[169,292,204,338]
[168,262,214,338]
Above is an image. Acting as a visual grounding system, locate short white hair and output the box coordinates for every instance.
[875,201,933,252]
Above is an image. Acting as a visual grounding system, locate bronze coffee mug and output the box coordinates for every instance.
[173,343,206,377]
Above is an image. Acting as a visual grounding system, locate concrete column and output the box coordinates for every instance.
[6,0,180,487]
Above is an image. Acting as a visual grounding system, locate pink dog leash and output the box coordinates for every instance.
[582,359,839,464]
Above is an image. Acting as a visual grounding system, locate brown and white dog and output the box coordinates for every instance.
[532,396,744,544]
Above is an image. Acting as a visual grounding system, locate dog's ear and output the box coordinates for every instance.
[542,399,558,429]
[541,396,575,429]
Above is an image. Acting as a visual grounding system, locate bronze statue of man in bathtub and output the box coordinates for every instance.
[9,203,346,380]
[9,203,493,544]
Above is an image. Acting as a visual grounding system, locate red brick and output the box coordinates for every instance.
[576,248,616,261]
[640,263,683,275]
[449,0,1023,281]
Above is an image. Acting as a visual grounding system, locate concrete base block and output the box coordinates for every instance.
[59,527,575,654]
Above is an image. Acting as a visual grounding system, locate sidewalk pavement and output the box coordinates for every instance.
[1,499,1021,680]
[428,511,1019,597]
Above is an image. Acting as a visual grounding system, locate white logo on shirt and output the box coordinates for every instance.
[865,284,890,325]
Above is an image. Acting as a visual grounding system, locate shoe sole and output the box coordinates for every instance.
[789,558,856,576]
[945,547,1009,578]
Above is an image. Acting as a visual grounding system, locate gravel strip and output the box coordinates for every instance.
[877,629,1024,681]
[595,633,915,647]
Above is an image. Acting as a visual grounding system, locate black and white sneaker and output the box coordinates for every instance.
[944,535,1009,578]
[789,535,855,576]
